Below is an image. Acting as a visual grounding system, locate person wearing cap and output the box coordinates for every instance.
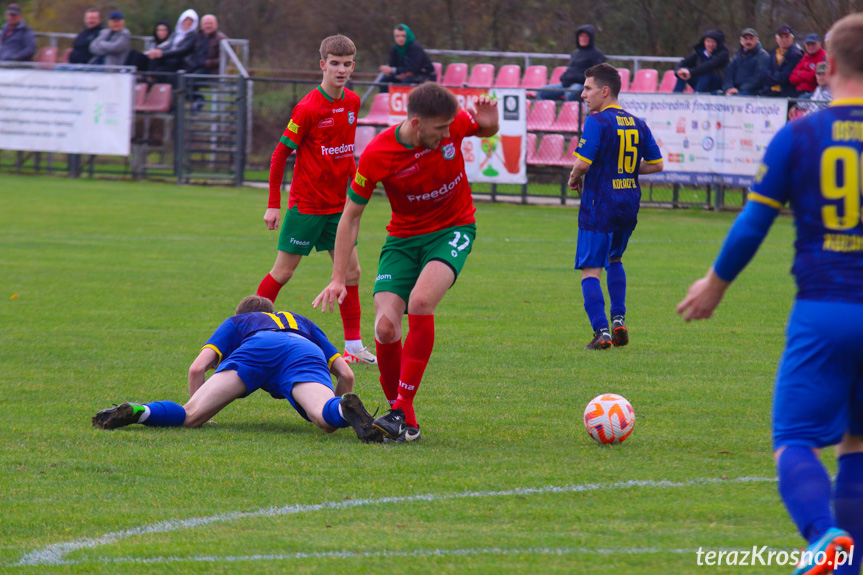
[723,28,770,95]
[759,24,803,97]
[88,11,131,66]
[0,3,36,62]
[673,29,730,93]
[790,33,826,96]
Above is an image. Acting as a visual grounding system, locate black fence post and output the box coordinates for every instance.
[174,72,186,184]
[234,76,247,187]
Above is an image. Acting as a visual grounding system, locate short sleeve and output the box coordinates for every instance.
[641,126,662,164]
[349,150,377,205]
[202,318,240,367]
[575,115,600,164]
[749,123,794,209]
[280,104,313,150]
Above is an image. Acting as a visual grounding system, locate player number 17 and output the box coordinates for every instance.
[821,146,863,230]
[448,231,471,258]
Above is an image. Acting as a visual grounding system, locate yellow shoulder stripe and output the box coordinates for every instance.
[644,158,663,164]
[747,192,783,210]
[202,344,223,366]
[574,152,593,165]
[328,353,341,369]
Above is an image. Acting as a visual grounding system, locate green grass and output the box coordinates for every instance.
[0,175,809,573]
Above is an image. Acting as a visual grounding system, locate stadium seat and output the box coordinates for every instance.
[550,101,582,133]
[60,47,72,64]
[529,134,565,165]
[432,62,442,83]
[630,69,658,93]
[138,83,172,112]
[441,63,468,87]
[35,46,58,68]
[525,133,538,163]
[520,65,548,90]
[134,83,148,110]
[494,65,522,88]
[549,66,568,86]
[558,137,580,166]
[526,99,556,131]
[467,63,495,88]
[658,70,677,93]
[357,93,390,125]
[617,68,631,92]
[353,126,377,159]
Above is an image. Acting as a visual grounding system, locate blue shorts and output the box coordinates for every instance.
[216,330,333,422]
[574,228,633,269]
[772,299,863,449]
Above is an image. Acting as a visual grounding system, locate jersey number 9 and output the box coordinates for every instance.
[821,146,863,230]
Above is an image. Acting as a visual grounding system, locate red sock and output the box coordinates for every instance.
[339,285,362,341]
[256,273,283,303]
[375,338,401,406]
[393,314,434,427]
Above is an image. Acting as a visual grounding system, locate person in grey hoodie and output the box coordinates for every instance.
[537,24,606,101]
[723,28,770,95]
[0,3,36,62]
[674,29,730,93]
[88,11,131,66]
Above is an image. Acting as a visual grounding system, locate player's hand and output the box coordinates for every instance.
[264,208,280,230]
[379,65,393,74]
[568,172,583,194]
[469,95,499,126]
[676,270,730,322]
[725,88,739,96]
[312,281,347,313]
[676,68,691,80]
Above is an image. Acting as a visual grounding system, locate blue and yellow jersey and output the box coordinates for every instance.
[576,105,662,233]
[749,99,863,303]
[202,311,341,369]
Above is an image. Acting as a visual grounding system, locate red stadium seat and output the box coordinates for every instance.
[467,63,495,88]
[134,82,148,110]
[441,63,468,87]
[520,65,548,89]
[550,101,582,133]
[60,47,73,64]
[529,134,565,165]
[432,62,442,83]
[353,126,377,159]
[138,83,172,112]
[557,137,580,166]
[526,99,556,131]
[658,70,677,93]
[617,68,631,92]
[357,93,390,125]
[525,133,538,163]
[549,66,568,86]
[494,65,522,88]
[630,69,658,93]
[36,46,58,68]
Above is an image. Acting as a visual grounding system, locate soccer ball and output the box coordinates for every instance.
[583,393,635,444]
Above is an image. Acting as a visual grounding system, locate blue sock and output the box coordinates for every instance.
[777,446,836,543]
[322,397,349,428]
[836,452,863,575]
[141,401,186,427]
[606,261,627,318]
[581,277,608,332]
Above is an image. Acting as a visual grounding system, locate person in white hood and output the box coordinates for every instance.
[146,9,198,75]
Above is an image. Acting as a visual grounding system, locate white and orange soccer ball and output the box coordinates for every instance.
[583,393,635,444]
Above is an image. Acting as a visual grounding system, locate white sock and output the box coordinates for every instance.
[345,339,363,353]
[137,404,152,423]
[338,404,344,418]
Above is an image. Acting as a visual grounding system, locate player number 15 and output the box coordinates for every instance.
[821,146,863,230]
[617,129,638,175]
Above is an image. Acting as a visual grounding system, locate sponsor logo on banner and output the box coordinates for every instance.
[702,121,710,130]
[503,95,519,120]
[318,118,334,128]
[702,137,715,151]
[668,153,683,163]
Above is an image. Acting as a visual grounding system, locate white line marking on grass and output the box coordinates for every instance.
[14,476,774,567]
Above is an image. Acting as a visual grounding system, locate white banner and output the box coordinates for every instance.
[617,94,787,186]
[0,68,133,156]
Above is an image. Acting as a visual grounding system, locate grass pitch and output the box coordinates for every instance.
[1,174,807,573]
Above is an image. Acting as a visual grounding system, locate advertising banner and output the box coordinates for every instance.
[617,94,787,187]
[0,68,134,156]
[388,85,527,184]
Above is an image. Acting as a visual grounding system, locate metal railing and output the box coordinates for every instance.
[425,48,680,73]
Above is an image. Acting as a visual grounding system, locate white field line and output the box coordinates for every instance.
[14,476,774,567]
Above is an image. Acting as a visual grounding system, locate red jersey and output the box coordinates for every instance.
[349,109,480,237]
[268,86,360,215]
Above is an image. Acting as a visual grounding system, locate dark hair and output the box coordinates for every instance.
[235,295,275,315]
[319,34,356,61]
[585,63,622,98]
[826,13,863,79]
[407,82,458,119]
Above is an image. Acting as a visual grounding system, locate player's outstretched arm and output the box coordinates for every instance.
[188,347,219,398]
[313,198,366,312]
[676,269,731,321]
[470,95,500,137]
[330,356,355,396]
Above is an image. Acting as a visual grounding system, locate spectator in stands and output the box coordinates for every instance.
[146,9,199,76]
[0,3,36,62]
[674,29,730,93]
[536,24,605,101]
[811,62,832,102]
[186,14,227,74]
[723,28,769,95]
[68,8,103,65]
[378,24,434,91]
[88,11,130,67]
[789,33,826,97]
[759,24,803,97]
[152,20,171,48]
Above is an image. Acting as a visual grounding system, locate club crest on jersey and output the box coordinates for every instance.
[442,143,456,160]
[348,112,355,125]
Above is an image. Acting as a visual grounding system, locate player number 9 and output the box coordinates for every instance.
[820,146,862,231]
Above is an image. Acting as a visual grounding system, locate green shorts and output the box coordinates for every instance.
[374,224,476,302]
[277,206,342,255]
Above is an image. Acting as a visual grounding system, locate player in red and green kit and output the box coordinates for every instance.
[314,82,499,442]
[256,34,376,365]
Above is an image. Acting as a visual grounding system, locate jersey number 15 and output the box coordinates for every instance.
[617,129,638,175]
[821,146,863,230]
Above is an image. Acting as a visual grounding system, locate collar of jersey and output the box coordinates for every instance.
[830,98,863,107]
[316,85,343,102]
[600,104,623,112]
[395,123,415,149]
